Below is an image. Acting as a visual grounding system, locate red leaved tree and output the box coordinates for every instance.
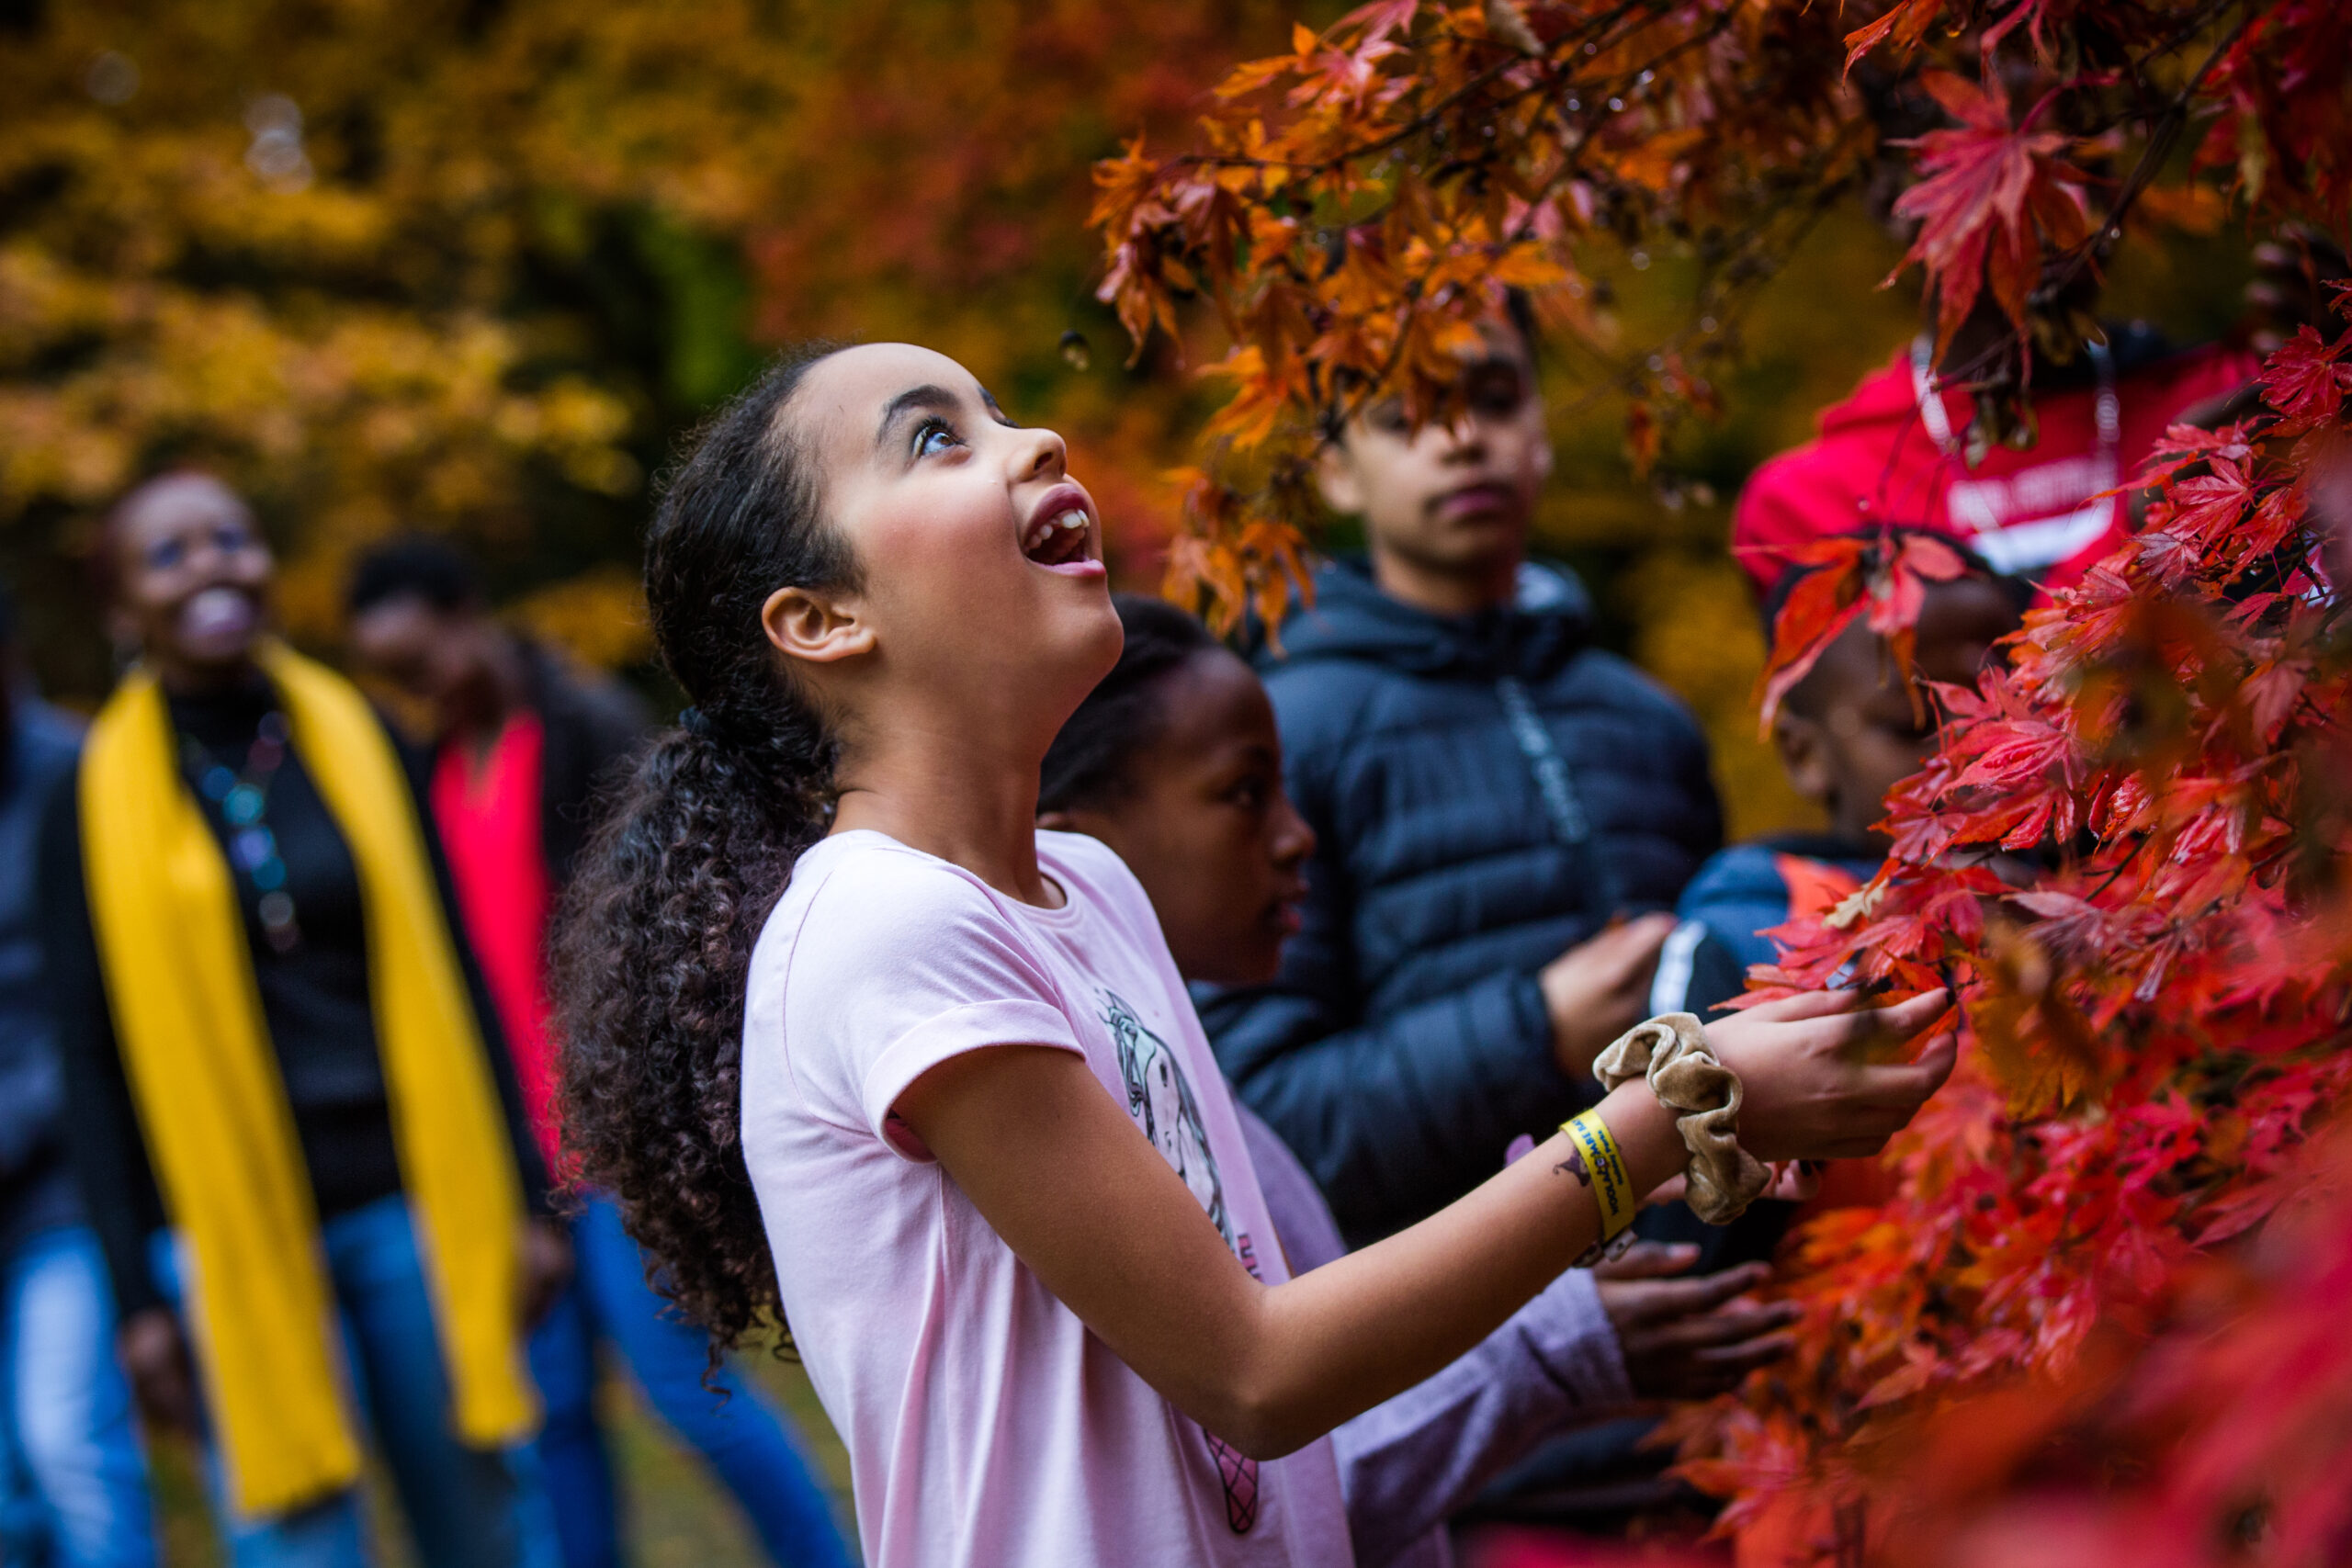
[1094,1,2352,1561]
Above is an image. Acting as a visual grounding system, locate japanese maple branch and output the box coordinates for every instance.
[2045,1,2261,299]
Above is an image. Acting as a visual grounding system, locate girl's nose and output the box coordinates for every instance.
[1014,424,1067,481]
[1271,792,1316,865]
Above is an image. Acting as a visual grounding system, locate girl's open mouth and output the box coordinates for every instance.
[1020,489,1104,576]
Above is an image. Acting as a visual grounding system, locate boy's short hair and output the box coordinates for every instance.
[346,536,484,617]
[1319,287,1541,443]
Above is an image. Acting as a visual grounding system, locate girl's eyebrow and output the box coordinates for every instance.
[875,384,1020,448]
[875,384,963,447]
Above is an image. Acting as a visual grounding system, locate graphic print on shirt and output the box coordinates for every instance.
[1098,989,1260,1533]
[1102,990,1233,1248]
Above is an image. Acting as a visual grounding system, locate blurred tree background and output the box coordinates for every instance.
[0,3,2260,1558]
[1,0,2255,834]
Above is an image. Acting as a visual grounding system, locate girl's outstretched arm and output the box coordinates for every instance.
[895,987,1953,1460]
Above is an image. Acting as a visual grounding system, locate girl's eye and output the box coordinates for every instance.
[144,538,186,571]
[1227,776,1269,809]
[216,525,254,553]
[912,419,962,459]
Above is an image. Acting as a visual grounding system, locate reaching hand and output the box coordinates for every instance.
[1703,988,1957,1164]
[118,1307,201,1435]
[1594,1242,1799,1402]
[1542,913,1679,1079]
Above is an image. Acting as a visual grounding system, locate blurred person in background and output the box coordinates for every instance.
[1662,541,2027,1015]
[1202,299,1723,1249]
[345,537,854,1568]
[0,583,158,1568]
[1200,304,1736,1539]
[1653,539,2027,1213]
[38,472,565,1568]
[1731,229,2347,599]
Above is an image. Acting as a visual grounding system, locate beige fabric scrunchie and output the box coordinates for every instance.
[1592,1012,1770,1224]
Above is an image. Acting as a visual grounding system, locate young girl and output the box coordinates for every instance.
[553,343,1954,1568]
[1037,594,1804,1566]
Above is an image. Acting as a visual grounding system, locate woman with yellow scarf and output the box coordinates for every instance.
[37,471,568,1568]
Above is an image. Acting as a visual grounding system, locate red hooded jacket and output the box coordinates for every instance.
[1733,336,2257,597]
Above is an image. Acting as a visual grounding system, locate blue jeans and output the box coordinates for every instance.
[0,1224,156,1568]
[529,1197,851,1568]
[153,1196,562,1568]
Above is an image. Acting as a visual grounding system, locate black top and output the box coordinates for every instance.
[40,677,548,1319]
[515,637,652,888]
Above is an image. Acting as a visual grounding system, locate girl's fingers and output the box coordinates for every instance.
[1662,1303,1801,1351]
[1690,1330,1798,1369]
[1857,1032,1960,1108]
[1593,1240,1701,1281]
[1830,988,1951,1055]
[1648,1263,1772,1317]
[1736,989,1860,1025]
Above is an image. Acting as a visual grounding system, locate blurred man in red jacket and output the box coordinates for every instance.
[1734,230,2340,599]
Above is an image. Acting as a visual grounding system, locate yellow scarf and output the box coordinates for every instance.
[79,643,533,1517]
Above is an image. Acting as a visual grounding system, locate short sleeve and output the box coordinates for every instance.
[779,846,1087,1160]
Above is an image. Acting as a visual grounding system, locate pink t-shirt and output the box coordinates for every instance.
[741,829,1354,1568]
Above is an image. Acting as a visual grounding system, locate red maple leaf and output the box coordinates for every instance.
[1755,536,1871,731]
[1886,73,2096,356]
[1758,531,1969,731]
[2257,322,2352,434]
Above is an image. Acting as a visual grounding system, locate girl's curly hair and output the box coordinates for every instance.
[549,344,850,1359]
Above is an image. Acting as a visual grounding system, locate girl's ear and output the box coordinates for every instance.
[762,584,875,668]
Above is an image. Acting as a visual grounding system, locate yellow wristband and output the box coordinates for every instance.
[1562,1110,1636,1241]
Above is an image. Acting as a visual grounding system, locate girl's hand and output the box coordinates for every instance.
[1704,989,1955,1164]
[1594,1243,1799,1402]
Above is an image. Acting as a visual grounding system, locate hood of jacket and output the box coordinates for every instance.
[1263,555,1595,682]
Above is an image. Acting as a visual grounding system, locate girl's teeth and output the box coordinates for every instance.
[1024,509,1089,558]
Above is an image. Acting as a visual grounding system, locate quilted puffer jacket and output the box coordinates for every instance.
[1200,556,1723,1246]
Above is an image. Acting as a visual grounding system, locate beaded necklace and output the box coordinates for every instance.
[182,711,302,953]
